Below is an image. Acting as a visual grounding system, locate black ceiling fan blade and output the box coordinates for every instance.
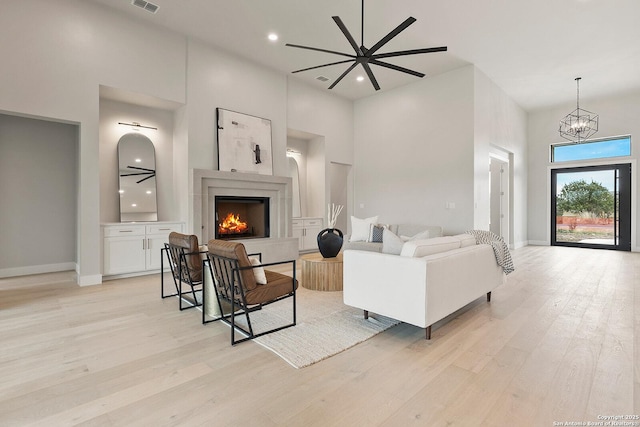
[291,59,356,74]
[136,173,156,184]
[362,62,380,91]
[120,172,154,177]
[332,16,363,55]
[328,62,359,89]
[126,166,155,172]
[285,43,355,59]
[373,46,448,59]
[367,17,417,56]
[370,59,425,78]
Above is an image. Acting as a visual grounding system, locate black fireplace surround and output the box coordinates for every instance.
[215,196,270,240]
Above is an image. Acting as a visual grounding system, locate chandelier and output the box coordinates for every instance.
[559,77,598,143]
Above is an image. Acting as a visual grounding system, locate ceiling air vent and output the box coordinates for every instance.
[316,76,330,82]
[132,0,159,14]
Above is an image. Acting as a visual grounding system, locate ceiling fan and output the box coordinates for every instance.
[286,0,447,91]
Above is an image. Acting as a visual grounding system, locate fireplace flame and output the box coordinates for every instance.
[218,213,248,235]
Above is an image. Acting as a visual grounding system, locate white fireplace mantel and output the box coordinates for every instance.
[190,169,294,247]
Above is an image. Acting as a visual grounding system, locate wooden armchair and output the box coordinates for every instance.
[204,239,298,345]
[161,232,206,310]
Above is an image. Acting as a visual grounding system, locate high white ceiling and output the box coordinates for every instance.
[85,0,640,111]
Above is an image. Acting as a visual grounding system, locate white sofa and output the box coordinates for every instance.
[343,234,505,339]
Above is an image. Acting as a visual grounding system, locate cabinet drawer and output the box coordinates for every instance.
[304,219,323,227]
[103,225,145,237]
[292,219,303,227]
[146,223,183,235]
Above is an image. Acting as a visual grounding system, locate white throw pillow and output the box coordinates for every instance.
[382,228,404,255]
[350,215,379,242]
[249,257,267,285]
[400,229,431,242]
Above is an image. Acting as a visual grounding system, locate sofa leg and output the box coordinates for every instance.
[364,310,369,320]
[487,291,492,302]
[425,325,431,340]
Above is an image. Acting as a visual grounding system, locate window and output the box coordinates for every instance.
[551,136,631,163]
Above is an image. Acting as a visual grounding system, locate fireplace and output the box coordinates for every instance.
[215,196,270,240]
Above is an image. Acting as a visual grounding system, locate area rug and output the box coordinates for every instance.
[196,287,399,368]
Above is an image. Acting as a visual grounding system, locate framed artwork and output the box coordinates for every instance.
[216,108,273,175]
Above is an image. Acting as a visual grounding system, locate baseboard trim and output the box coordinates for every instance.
[0,262,76,279]
[102,270,160,281]
[513,240,529,249]
[78,274,102,286]
[528,240,549,246]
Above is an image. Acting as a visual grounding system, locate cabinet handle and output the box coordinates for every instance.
[158,228,171,231]
[119,230,133,233]
[147,239,151,250]
[143,239,146,250]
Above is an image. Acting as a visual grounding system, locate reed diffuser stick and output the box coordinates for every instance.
[327,203,344,228]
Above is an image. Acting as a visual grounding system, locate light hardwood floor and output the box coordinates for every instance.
[1,245,638,426]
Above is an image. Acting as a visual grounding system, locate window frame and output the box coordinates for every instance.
[550,135,631,163]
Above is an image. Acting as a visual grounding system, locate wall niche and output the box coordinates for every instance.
[98,85,183,224]
[287,128,325,219]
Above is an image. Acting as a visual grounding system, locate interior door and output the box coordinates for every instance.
[551,163,631,251]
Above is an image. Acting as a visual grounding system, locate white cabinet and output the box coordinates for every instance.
[102,222,184,276]
[292,218,323,251]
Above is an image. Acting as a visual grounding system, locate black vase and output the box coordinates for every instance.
[317,228,344,258]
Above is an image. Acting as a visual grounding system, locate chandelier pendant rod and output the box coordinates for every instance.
[576,77,581,112]
[361,0,364,47]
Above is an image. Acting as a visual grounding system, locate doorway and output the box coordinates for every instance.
[0,113,78,277]
[551,164,631,250]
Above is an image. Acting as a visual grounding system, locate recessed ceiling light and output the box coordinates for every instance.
[131,204,137,207]
[135,158,142,163]
[356,76,365,82]
[268,33,278,42]
[146,190,152,194]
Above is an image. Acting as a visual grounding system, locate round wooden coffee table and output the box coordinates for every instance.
[300,252,343,291]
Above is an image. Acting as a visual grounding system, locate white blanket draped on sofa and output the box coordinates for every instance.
[464,230,515,275]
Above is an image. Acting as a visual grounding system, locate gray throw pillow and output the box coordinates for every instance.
[369,224,385,243]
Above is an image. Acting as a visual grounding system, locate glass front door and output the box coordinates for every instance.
[551,164,631,251]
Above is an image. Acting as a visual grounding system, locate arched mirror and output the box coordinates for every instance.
[288,156,301,218]
[118,133,158,222]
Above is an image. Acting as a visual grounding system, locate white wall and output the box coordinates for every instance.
[353,65,528,240]
[99,99,176,223]
[185,40,288,174]
[0,114,78,276]
[287,78,354,224]
[353,66,476,234]
[287,78,354,165]
[183,40,288,234]
[528,91,640,250]
[0,0,187,284]
[474,68,528,248]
